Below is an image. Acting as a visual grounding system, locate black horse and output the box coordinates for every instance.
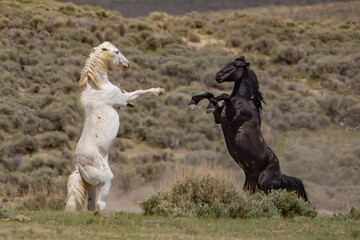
[188,56,308,201]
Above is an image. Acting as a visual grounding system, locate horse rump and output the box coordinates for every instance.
[65,169,88,211]
[278,174,308,202]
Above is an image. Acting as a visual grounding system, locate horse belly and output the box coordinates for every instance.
[222,126,266,173]
[93,111,120,152]
[79,108,120,157]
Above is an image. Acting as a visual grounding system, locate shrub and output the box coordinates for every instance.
[345,207,360,220]
[274,47,304,65]
[3,134,38,156]
[145,127,183,149]
[182,150,219,166]
[135,162,171,182]
[39,131,69,149]
[188,32,200,42]
[132,151,174,164]
[160,60,198,86]
[335,207,360,221]
[115,168,141,192]
[140,175,316,218]
[20,194,65,211]
[244,37,278,56]
[0,204,15,220]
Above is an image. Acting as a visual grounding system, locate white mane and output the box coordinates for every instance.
[79,42,117,91]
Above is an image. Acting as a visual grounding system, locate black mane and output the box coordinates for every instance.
[235,56,266,113]
[248,68,265,112]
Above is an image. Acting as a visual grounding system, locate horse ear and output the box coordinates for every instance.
[235,56,246,61]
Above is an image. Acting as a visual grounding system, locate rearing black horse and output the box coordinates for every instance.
[188,56,308,201]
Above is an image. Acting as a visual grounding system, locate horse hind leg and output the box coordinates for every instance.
[97,179,113,211]
[258,166,282,195]
[77,163,114,211]
[243,174,260,194]
[87,185,96,211]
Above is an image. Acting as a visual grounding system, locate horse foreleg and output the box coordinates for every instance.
[188,92,214,110]
[124,88,165,102]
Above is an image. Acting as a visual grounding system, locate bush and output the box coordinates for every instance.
[3,134,38,156]
[140,175,316,218]
[335,207,360,221]
[160,60,198,86]
[345,207,360,220]
[39,131,69,149]
[135,162,171,182]
[244,37,278,56]
[274,47,304,65]
[145,127,182,149]
[0,204,15,220]
[20,194,65,211]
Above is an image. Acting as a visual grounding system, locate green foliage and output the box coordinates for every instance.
[336,207,360,221]
[0,204,13,220]
[274,47,304,65]
[244,37,278,56]
[3,134,38,156]
[140,175,317,218]
[20,194,65,211]
[39,131,69,149]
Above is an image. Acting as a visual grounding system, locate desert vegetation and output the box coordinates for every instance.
[0,0,359,222]
[140,175,317,218]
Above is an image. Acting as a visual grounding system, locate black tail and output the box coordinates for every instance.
[278,174,308,202]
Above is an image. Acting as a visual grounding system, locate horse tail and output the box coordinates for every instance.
[279,174,309,202]
[65,169,88,211]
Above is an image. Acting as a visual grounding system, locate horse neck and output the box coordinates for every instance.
[231,69,253,99]
[96,69,111,87]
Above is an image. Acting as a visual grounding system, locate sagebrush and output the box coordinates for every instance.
[140,175,317,218]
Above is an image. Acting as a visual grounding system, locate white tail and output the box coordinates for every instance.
[65,169,88,211]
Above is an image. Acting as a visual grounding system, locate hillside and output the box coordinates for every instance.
[56,0,356,18]
[0,0,359,213]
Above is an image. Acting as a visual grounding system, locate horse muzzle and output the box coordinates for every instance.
[215,72,223,83]
[122,62,130,71]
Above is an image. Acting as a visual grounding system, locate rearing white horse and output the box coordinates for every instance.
[65,41,164,211]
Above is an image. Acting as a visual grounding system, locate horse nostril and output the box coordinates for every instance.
[123,62,130,69]
[215,72,221,80]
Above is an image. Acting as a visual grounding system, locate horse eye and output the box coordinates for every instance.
[115,51,119,54]
[234,62,242,67]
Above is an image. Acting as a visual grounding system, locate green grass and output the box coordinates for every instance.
[0,211,359,240]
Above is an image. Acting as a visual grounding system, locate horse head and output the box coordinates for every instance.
[215,56,250,83]
[94,41,130,71]
[215,56,265,112]
[80,42,130,90]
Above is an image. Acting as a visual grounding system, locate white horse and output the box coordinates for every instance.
[65,41,165,211]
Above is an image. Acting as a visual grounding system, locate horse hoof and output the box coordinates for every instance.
[187,104,196,110]
[127,102,135,108]
[206,107,215,114]
[158,88,165,95]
